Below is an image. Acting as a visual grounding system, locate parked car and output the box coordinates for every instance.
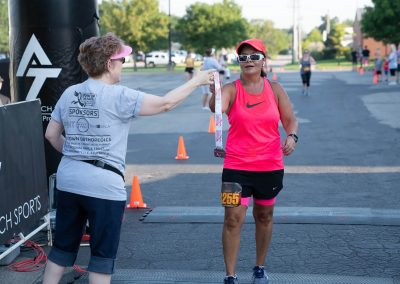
[171,50,187,64]
[145,51,175,67]
[194,53,203,62]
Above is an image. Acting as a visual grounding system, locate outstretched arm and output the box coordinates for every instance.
[139,69,215,116]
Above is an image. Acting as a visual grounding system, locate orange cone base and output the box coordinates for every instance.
[126,202,147,209]
[175,155,189,160]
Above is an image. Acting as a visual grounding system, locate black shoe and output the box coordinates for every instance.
[252,266,269,284]
[224,275,238,284]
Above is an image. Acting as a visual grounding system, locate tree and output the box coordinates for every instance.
[317,16,346,59]
[177,0,249,53]
[330,23,347,57]
[342,19,354,27]
[0,0,9,54]
[361,0,400,45]
[99,0,169,53]
[249,20,291,56]
[302,28,323,52]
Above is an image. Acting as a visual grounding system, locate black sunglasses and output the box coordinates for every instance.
[237,53,264,63]
[111,57,126,64]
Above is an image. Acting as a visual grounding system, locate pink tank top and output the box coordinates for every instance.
[223,78,284,171]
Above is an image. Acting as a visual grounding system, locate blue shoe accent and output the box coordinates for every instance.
[224,275,239,284]
[252,266,269,284]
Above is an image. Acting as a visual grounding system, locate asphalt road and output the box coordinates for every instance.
[1,68,399,283]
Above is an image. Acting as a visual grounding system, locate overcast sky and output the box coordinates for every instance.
[159,0,373,33]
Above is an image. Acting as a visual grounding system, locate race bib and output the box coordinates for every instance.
[303,66,310,72]
[221,182,242,207]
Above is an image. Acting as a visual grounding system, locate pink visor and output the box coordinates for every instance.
[110,45,132,59]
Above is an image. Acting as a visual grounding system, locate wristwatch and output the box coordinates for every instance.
[288,133,298,143]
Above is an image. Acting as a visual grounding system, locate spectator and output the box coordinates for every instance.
[396,45,400,83]
[351,48,358,71]
[219,53,231,80]
[42,33,214,284]
[383,56,389,83]
[362,45,370,68]
[201,48,222,109]
[374,56,383,82]
[388,44,397,85]
[0,76,10,106]
[374,48,380,61]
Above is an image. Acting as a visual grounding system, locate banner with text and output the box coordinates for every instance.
[0,100,48,243]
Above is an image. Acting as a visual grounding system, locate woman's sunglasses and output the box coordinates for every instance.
[111,57,126,64]
[237,53,264,63]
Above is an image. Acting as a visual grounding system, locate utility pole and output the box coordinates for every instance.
[297,0,302,60]
[167,0,172,70]
[292,0,298,64]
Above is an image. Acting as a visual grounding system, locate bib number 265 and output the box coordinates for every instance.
[220,182,242,207]
[221,192,240,207]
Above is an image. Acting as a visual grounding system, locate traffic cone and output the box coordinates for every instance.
[126,176,147,209]
[373,74,378,84]
[175,135,189,160]
[272,73,277,80]
[208,115,215,133]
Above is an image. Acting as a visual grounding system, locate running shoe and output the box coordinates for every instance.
[224,275,239,284]
[252,266,269,284]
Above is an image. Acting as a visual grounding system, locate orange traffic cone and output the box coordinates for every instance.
[373,74,378,84]
[126,176,147,209]
[175,135,189,160]
[272,73,277,80]
[208,115,215,133]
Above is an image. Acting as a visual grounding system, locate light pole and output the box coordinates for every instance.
[292,0,298,64]
[168,0,172,70]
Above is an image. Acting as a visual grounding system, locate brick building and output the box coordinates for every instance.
[353,8,390,59]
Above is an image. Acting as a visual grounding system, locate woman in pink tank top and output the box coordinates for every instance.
[210,39,298,284]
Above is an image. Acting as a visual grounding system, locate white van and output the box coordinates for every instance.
[145,51,175,67]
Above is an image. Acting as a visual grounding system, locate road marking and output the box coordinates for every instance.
[124,165,400,183]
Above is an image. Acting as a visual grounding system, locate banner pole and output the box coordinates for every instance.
[0,214,50,261]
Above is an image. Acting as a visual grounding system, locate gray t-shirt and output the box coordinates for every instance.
[201,56,221,71]
[51,78,144,200]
